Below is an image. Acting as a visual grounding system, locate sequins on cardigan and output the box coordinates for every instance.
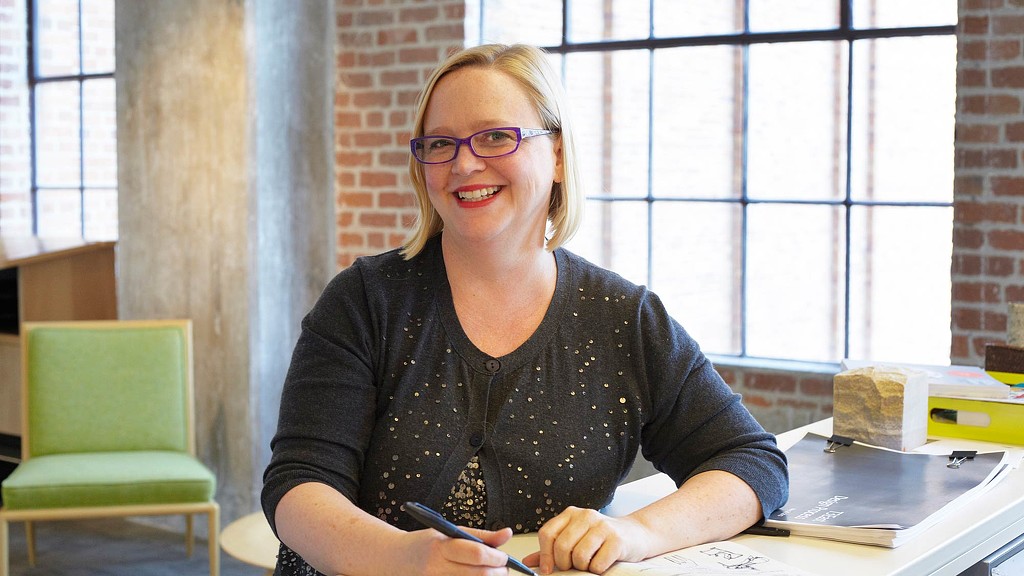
[275,544,324,576]
[442,455,488,528]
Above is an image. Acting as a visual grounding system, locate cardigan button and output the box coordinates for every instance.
[484,358,501,373]
[469,432,485,447]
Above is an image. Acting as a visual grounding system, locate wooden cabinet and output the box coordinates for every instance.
[0,238,118,441]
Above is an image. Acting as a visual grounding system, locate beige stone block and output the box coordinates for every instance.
[833,366,928,451]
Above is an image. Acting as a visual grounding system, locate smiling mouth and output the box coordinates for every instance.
[456,186,501,202]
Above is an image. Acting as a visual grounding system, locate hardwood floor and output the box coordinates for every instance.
[4,517,266,575]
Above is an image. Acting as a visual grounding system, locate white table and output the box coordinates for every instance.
[542,418,1024,576]
[249,419,1024,575]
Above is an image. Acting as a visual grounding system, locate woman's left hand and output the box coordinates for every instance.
[521,506,652,575]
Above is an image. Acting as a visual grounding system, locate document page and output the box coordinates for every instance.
[503,536,812,575]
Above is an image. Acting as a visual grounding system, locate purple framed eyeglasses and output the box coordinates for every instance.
[410,127,556,164]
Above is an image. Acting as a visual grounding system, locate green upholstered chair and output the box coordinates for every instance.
[0,320,219,575]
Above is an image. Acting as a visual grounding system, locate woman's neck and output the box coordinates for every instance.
[442,233,558,357]
[441,232,554,290]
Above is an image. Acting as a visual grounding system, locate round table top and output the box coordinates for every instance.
[220,512,279,570]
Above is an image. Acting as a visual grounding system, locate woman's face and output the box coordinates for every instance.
[421,66,563,251]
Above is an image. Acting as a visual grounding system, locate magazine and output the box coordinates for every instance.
[764,433,1013,547]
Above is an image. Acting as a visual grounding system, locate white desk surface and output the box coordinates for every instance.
[502,418,1024,576]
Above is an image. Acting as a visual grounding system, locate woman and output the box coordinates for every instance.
[262,43,788,576]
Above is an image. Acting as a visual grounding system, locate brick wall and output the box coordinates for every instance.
[0,0,31,237]
[334,0,466,268]
[333,1,1023,433]
[952,0,1024,366]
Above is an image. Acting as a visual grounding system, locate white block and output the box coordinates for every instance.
[833,366,928,451]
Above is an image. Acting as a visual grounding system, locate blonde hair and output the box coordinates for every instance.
[401,44,584,259]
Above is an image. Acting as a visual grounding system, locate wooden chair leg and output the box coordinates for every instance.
[208,506,220,576]
[1,516,9,576]
[186,514,194,557]
[25,521,35,568]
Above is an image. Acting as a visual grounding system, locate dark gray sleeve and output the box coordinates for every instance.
[261,264,379,536]
[636,290,789,520]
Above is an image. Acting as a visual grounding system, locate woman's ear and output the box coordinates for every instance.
[553,135,564,184]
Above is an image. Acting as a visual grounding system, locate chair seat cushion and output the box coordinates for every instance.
[1,450,216,510]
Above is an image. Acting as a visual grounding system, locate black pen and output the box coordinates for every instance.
[404,501,537,576]
[741,524,791,537]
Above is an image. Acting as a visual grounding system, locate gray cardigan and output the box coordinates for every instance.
[263,235,787,539]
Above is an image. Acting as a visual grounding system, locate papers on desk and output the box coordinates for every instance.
[765,433,1018,548]
[509,540,811,575]
[599,541,813,575]
[841,359,1010,400]
[501,534,811,576]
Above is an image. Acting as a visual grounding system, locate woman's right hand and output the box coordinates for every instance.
[398,526,516,576]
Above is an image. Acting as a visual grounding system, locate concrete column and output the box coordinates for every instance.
[116,0,333,527]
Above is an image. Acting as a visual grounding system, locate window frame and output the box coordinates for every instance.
[27,0,116,238]
[478,0,955,364]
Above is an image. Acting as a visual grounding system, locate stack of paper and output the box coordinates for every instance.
[764,433,1017,548]
[841,360,1010,400]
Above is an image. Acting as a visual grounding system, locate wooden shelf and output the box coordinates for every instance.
[0,238,118,438]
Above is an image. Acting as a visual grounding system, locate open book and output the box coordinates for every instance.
[764,433,1015,547]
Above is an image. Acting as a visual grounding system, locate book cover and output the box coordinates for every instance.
[765,433,1011,547]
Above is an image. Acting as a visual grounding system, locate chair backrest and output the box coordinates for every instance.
[21,320,195,459]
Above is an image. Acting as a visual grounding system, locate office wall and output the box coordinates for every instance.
[951,2,1024,366]
[333,1,1024,434]
[334,1,467,268]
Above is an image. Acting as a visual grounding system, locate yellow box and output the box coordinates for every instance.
[928,396,1024,445]
[986,369,1024,386]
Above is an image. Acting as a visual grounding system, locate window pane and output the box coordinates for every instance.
[566,200,648,288]
[850,36,955,203]
[480,0,562,46]
[853,0,957,28]
[747,204,847,362]
[83,188,117,240]
[81,0,114,73]
[36,188,81,237]
[848,206,952,364]
[35,81,81,188]
[36,0,80,77]
[653,0,740,37]
[565,50,650,198]
[747,41,848,201]
[651,202,742,355]
[749,0,840,32]
[652,46,741,199]
[0,46,32,236]
[82,78,116,187]
[568,0,648,42]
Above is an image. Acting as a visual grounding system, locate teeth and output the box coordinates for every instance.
[457,186,500,201]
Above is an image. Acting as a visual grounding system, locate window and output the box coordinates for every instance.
[473,0,956,365]
[26,0,117,239]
